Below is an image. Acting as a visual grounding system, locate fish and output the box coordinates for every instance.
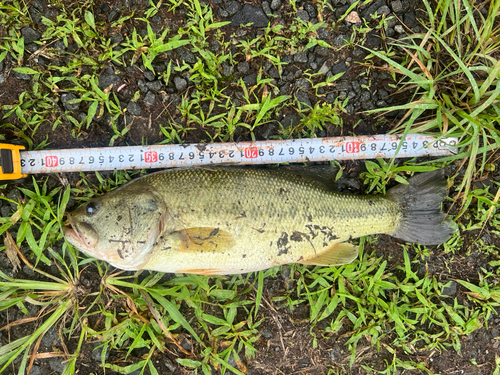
[63,168,456,275]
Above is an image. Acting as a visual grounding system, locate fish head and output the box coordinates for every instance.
[63,185,167,270]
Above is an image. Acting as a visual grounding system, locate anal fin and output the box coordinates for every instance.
[299,242,358,266]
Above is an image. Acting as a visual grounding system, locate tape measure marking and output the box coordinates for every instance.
[20,134,458,174]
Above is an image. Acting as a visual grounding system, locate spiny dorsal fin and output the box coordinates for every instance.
[175,227,236,253]
[299,242,358,266]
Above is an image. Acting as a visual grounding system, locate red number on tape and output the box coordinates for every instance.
[244,147,258,159]
[45,155,58,167]
[144,151,158,163]
[345,142,360,153]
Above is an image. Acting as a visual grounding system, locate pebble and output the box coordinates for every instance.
[127,102,142,116]
[21,26,41,44]
[98,69,120,90]
[394,25,405,33]
[225,0,239,15]
[174,76,187,91]
[144,91,156,106]
[143,70,155,81]
[49,358,66,374]
[345,11,361,23]
[61,93,80,111]
[145,80,163,91]
[314,45,329,57]
[231,4,269,28]
[294,51,308,63]
[331,61,347,75]
[296,9,310,22]
[177,47,196,64]
[391,0,403,13]
[295,89,311,109]
[237,61,249,74]
[270,0,281,10]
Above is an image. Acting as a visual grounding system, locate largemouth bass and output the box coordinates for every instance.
[63,168,455,275]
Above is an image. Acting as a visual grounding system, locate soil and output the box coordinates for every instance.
[1,0,500,374]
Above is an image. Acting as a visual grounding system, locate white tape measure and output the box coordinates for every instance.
[12,134,457,175]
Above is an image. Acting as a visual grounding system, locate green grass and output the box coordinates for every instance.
[1,0,500,374]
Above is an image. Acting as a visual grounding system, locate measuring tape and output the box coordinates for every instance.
[0,134,457,181]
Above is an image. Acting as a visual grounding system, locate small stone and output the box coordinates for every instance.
[144,91,155,107]
[262,1,272,16]
[377,5,391,16]
[296,9,309,22]
[305,3,317,18]
[243,73,257,86]
[29,365,42,375]
[145,80,163,91]
[314,46,329,57]
[25,43,39,53]
[394,24,405,33]
[21,27,41,44]
[137,79,148,93]
[294,51,308,63]
[0,73,5,85]
[295,89,311,109]
[345,11,361,23]
[13,70,32,81]
[441,281,457,296]
[317,27,330,40]
[49,358,66,374]
[92,342,109,362]
[295,78,310,90]
[231,4,269,28]
[210,40,221,53]
[366,30,381,46]
[404,11,416,27]
[270,0,281,10]
[391,0,403,13]
[127,102,142,116]
[318,62,330,75]
[222,62,234,76]
[362,0,385,19]
[173,76,187,91]
[107,9,119,23]
[98,70,120,90]
[237,61,249,74]
[61,93,80,111]
[333,34,347,46]
[32,0,45,11]
[331,61,347,75]
[359,90,371,102]
[326,92,335,102]
[29,8,42,23]
[177,47,196,64]
[143,70,155,81]
[225,0,239,15]
[262,329,272,339]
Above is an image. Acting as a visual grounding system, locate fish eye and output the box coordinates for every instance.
[86,202,98,216]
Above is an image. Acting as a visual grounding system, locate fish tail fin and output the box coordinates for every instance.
[387,170,456,245]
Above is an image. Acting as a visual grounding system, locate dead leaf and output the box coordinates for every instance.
[4,232,21,272]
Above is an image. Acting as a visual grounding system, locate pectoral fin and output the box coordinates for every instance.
[175,227,235,253]
[299,242,358,266]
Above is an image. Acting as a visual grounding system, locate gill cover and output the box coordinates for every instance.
[65,182,168,270]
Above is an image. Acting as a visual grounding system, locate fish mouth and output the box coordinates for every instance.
[63,216,98,254]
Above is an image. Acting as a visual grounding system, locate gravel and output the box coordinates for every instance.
[231,4,269,27]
